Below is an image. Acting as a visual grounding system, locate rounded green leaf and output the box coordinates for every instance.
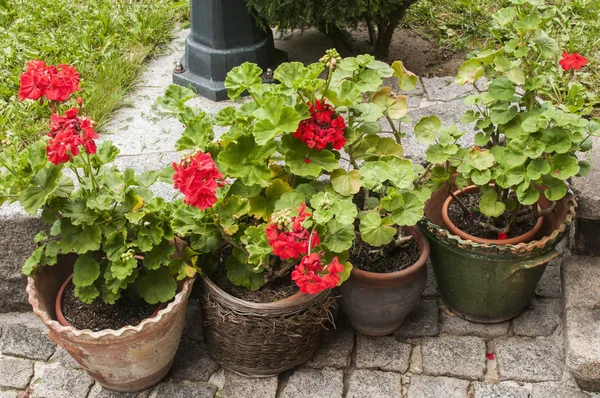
[550,154,580,180]
[359,212,396,247]
[414,116,441,145]
[456,59,484,85]
[331,169,361,196]
[489,78,516,101]
[73,255,100,287]
[324,219,355,252]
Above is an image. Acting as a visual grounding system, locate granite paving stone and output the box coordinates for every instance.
[48,347,82,370]
[422,76,475,102]
[0,324,56,361]
[394,299,439,338]
[0,391,19,398]
[407,375,469,398]
[440,313,509,338]
[29,363,93,398]
[355,334,411,373]
[421,336,487,380]
[0,356,33,390]
[564,256,600,308]
[88,383,150,398]
[281,368,343,398]
[422,262,438,297]
[222,370,278,398]
[495,338,563,382]
[472,382,531,398]
[305,327,354,369]
[565,307,600,391]
[532,384,591,398]
[512,299,562,337]
[169,339,219,382]
[148,381,217,398]
[346,369,402,398]
[536,265,562,298]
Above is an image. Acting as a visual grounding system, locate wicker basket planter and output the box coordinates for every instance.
[200,276,335,377]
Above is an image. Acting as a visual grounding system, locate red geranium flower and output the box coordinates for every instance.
[291,253,345,294]
[497,232,508,240]
[18,61,80,102]
[266,203,320,260]
[294,99,346,151]
[559,51,588,71]
[45,107,98,164]
[172,151,224,210]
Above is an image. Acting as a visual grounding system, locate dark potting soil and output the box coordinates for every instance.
[350,238,420,273]
[61,281,160,331]
[447,192,538,240]
[212,260,299,304]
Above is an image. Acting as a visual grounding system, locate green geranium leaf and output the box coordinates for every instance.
[469,147,495,170]
[59,220,102,254]
[324,219,355,252]
[74,285,100,304]
[490,102,518,125]
[527,159,551,180]
[226,249,265,291]
[176,116,215,151]
[550,154,580,180]
[332,200,358,225]
[456,59,484,85]
[219,195,251,234]
[249,179,292,221]
[241,225,272,268]
[253,98,302,145]
[104,230,127,262]
[507,67,526,85]
[489,78,516,101]
[73,255,100,287]
[111,257,138,280]
[274,192,305,212]
[360,161,390,191]
[541,128,572,154]
[389,192,425,226]
[23,246,44,275]
[516,182,540,205]
[218,135,275,187]
[359,212,396,247]
[137,268,177,304]
[143,240,175,271]
[493,7,517,26]
[372,87,408,120]
[156,84,196,114]
[514,13,542,30]
[19,163,61,214]
[330,169,361,196]
[479,187,506,218]
[356,69,383,92]
[225,62,263,100]
[63,198,98,226]
[273,62,313,90]
[326,80,362,107]
[96,141,120,165]
[543,176,567,201]
[351,103,384,123]
[282,135,338,178]
[471,169,492,185]
[391,61,418,91]
[578,160,591,177]
[414,116,440,145]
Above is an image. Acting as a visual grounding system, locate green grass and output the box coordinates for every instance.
[0,0,189,146]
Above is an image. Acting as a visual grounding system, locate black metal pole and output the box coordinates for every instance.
[173,0,287,101]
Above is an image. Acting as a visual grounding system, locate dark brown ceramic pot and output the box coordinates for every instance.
[27,254,194,392]
[337,225,430,336]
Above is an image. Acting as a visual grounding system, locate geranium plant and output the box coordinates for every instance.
[415,0,597,239]
[10,61,190,305]
[159,50,431,295]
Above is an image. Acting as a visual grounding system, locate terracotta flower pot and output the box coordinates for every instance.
[200,275,335,377]
[441,185,544,245]
[27,254,195,392]
[337,226,430,336]
[54,274,166,327]
[421,184,576,323]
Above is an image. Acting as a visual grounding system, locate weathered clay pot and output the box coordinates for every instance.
[200,275,335,377]
[442,185,544,245]
[27,254,195,392]
[337,226,430,336]
[421,184,576,323]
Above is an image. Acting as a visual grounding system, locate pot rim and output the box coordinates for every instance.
[348,225,430,286]
[441,185,544,245]
[202,274,329,312]
[54,274,167,328]
[27,272,195,339]
[421,190,577,254]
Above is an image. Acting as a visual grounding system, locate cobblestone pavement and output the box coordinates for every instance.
[1,28,598,398]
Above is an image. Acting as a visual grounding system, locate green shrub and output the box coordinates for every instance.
[246,0,419,57]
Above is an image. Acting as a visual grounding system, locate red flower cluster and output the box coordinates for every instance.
[18,61,80,102]
[266,203,320,260]
[559,51,588,71]
[173,151,224,210]
[496,232,508,240]
[291,253,345,294]
[293,99,346,151]
[46,107,98,165]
